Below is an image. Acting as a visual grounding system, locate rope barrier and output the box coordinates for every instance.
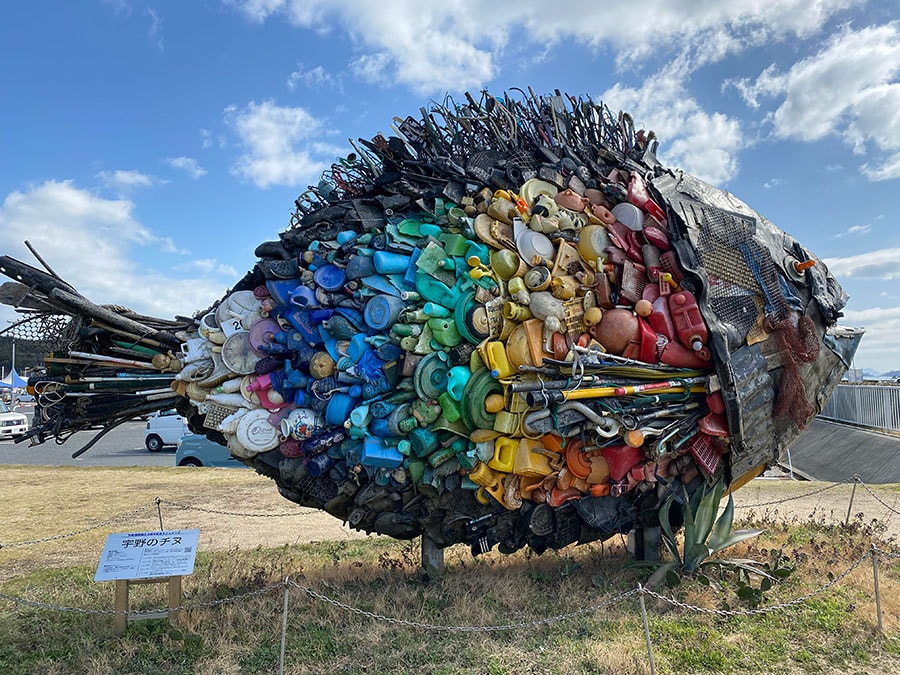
[874,545,900,560]
[0,541,888,630]
[859,481,900,517]
[288,580,637,632]
[639,548,872,617]
[732,480,847,509]
[0,581,286,616]
[0,503,156,549]
[155,498,320,519]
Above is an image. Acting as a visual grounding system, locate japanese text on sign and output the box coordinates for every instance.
[95,529,200,581]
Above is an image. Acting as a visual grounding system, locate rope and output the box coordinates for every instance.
[639,547,872,617]
[859,481,900,517]
[0,581,284,616]
[1,545,884,629]
[0,503,156,549]
[732,481,846,509]
[156,499,320,518]
[289,580,636,632]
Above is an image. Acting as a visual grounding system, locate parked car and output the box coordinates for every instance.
[175,433,247,467]
[144,409,188,451]
[0,400,28,440]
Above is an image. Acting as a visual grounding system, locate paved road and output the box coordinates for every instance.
[0,406,175,467]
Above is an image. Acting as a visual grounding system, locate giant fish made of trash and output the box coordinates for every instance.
[0,89,863,557]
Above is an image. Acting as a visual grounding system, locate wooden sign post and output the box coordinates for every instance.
[95,529,199,636]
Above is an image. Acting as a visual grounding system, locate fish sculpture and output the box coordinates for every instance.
[0,89,863,558]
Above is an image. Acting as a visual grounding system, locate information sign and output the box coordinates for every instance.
[94,529,200,581]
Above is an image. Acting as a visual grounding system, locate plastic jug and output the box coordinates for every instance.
[489,437,517,473]
[668,290,708,352]
[513,438,553,477]
[483,341,516,379]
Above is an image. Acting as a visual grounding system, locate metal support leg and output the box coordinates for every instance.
[421,535,445,580]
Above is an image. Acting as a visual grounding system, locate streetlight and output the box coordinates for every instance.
[10,336,16,408]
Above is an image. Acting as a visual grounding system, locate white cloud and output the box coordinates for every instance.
[176,258,238,277]
[838,305,900,372]
[349,52,393,86]
[287,65,334,90]
[823,248,900,279]
[763,178,783,189]
[222,1,865,184]
[145,7,163,52]
[833,224,871,238]
[96,169,155,189]
[733,23,900,181]
[602,62,744,185]
[226,0,858,95]
[166,156,207,179]
[0,181,221,323]
[225,100,334,188]
[861,152,900,181]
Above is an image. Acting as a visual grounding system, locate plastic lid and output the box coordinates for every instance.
[313,264,347,292]
[227,434,255,459]
[413,352,449,401]
[236,408,280,454]
[516,230,554,264]
[248,319,280,356]
[363,294,405,330]
[611,202,645,231]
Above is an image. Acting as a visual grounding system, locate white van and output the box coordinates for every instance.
[144,409,188,451]
[0,400,28,440]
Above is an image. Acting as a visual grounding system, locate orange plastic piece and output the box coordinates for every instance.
[519,474,543,501]
[564,439,590,478]
[541,433,565,454]
[590,483,611,497]
[548,487,582,507]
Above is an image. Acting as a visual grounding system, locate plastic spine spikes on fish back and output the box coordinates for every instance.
[0,89,863,556]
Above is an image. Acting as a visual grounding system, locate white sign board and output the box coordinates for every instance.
[95,529,200,582]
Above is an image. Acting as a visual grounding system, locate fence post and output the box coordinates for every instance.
[844,477,859,527]
[637,584,656,675]
[871,545,883,632]
[279,577,290,675]
[156,497,164,530]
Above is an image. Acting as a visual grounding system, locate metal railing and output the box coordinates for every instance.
[820,384,900,433]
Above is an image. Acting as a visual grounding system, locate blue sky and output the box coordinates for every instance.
[1,1,898,371]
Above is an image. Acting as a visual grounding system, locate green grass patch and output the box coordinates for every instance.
[2,502,899,673]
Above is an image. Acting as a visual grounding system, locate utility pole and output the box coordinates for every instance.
[10,337,16,407]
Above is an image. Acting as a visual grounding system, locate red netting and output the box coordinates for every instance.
[770,315,820,426]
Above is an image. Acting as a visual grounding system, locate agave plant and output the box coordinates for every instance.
[646,477,772,589]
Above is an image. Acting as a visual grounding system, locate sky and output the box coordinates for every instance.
[0,1,898,372]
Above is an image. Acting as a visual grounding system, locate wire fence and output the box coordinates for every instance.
[1,475,898,674]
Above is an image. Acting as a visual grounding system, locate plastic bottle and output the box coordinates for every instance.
[668,290,708,352]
